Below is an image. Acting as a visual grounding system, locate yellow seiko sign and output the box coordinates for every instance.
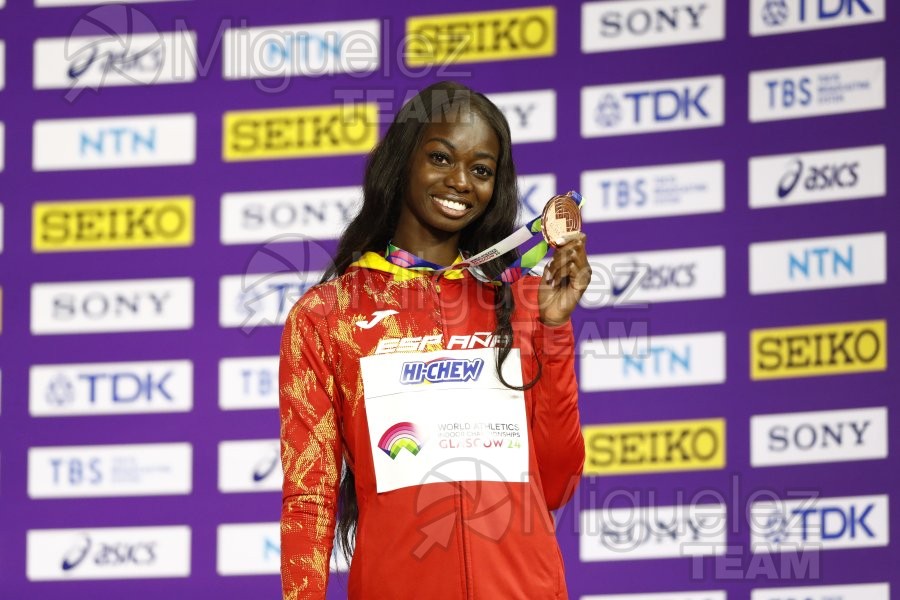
[223,103,378,161]
[751,319,887,380]
[33,197,194,252]
[583,418,726,476]
[406,6,556,66]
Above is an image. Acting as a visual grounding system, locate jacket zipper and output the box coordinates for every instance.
[432,275,472,600]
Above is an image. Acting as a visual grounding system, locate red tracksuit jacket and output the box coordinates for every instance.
[279,252,585,599]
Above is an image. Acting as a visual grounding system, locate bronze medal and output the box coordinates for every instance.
[541,192,582,248]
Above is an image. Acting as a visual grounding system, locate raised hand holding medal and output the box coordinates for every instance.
[538,192,591,327]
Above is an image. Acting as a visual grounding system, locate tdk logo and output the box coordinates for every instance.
[751,494,888,551]
[752,0,884,36]
[48,371,175,405]
[582,75,724,137]
[400,357,484,385]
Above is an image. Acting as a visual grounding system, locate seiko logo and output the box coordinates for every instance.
[778,158,858,198]
[751,320,886,379]
[406,7,556,65]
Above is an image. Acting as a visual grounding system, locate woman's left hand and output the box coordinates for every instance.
[538,232,592,327]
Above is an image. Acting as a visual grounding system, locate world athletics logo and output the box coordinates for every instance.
[378,422,425,459]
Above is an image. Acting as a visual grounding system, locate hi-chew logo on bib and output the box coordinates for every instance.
[400,357,485,385]
[362,348,528,493]
[378,422,425,459]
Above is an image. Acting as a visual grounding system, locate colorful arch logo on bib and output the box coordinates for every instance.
[378,422,425,459]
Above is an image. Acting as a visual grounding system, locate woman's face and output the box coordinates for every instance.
[397,109,500,243]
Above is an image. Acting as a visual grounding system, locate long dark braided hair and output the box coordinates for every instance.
[322,81,541,562]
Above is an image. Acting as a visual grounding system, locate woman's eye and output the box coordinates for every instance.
[473,165,494,177]
[429,152,450,165]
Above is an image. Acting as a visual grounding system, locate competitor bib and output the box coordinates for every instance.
[360,348,529,494]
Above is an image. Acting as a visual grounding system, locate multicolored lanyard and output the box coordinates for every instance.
[386,191,583,284]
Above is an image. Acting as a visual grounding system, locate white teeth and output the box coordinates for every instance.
[435,197,467,211]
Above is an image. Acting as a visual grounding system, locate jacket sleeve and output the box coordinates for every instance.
[279,300,342,600]
[529,318,585,511]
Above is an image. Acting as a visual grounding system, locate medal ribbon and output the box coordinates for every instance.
[386,191,583,284]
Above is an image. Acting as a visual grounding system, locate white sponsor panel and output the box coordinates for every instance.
[0,204,4,253]
[749,232,886,295]
[218,439,281,493]
[34,32,197,91]
[217,522,347,575]
[585,593,726,600]
[749,58,885,122]
[581,503,727,561]
[582,160,724,222]
[750,145,886,208]
[36,0,184,5]
[581,332,725,392]
[0,121,5,172]
[582,75,724,137]
[751,583,889,600]
[0,40,5,91]
[28,442,192,498]
[582,245,725,307]
[582,0,725,53]
[219,356,279,410]
[219,271,322,329]
[33,113,196,171]
[30,360,193,417]
[750,0,885,36]
[751,494,889,553]
[223,19,379,79]
[221,186,362,245]
[31,277,194,335]
[751,407,888,467]
[487,89,556,143]
[517,173,557,225]
[27,526,190,581]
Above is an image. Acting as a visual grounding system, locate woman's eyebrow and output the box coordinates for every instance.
[425,137,497,162]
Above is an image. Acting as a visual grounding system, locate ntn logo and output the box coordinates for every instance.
[788,245,853,278]
[623,345,691,375]
[80,127,156,156]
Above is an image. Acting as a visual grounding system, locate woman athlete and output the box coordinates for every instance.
[279,81,590,599]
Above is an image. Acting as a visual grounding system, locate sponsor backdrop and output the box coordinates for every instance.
[0,0,895,598]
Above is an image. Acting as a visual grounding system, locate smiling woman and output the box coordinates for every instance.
[278,81,590,599]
